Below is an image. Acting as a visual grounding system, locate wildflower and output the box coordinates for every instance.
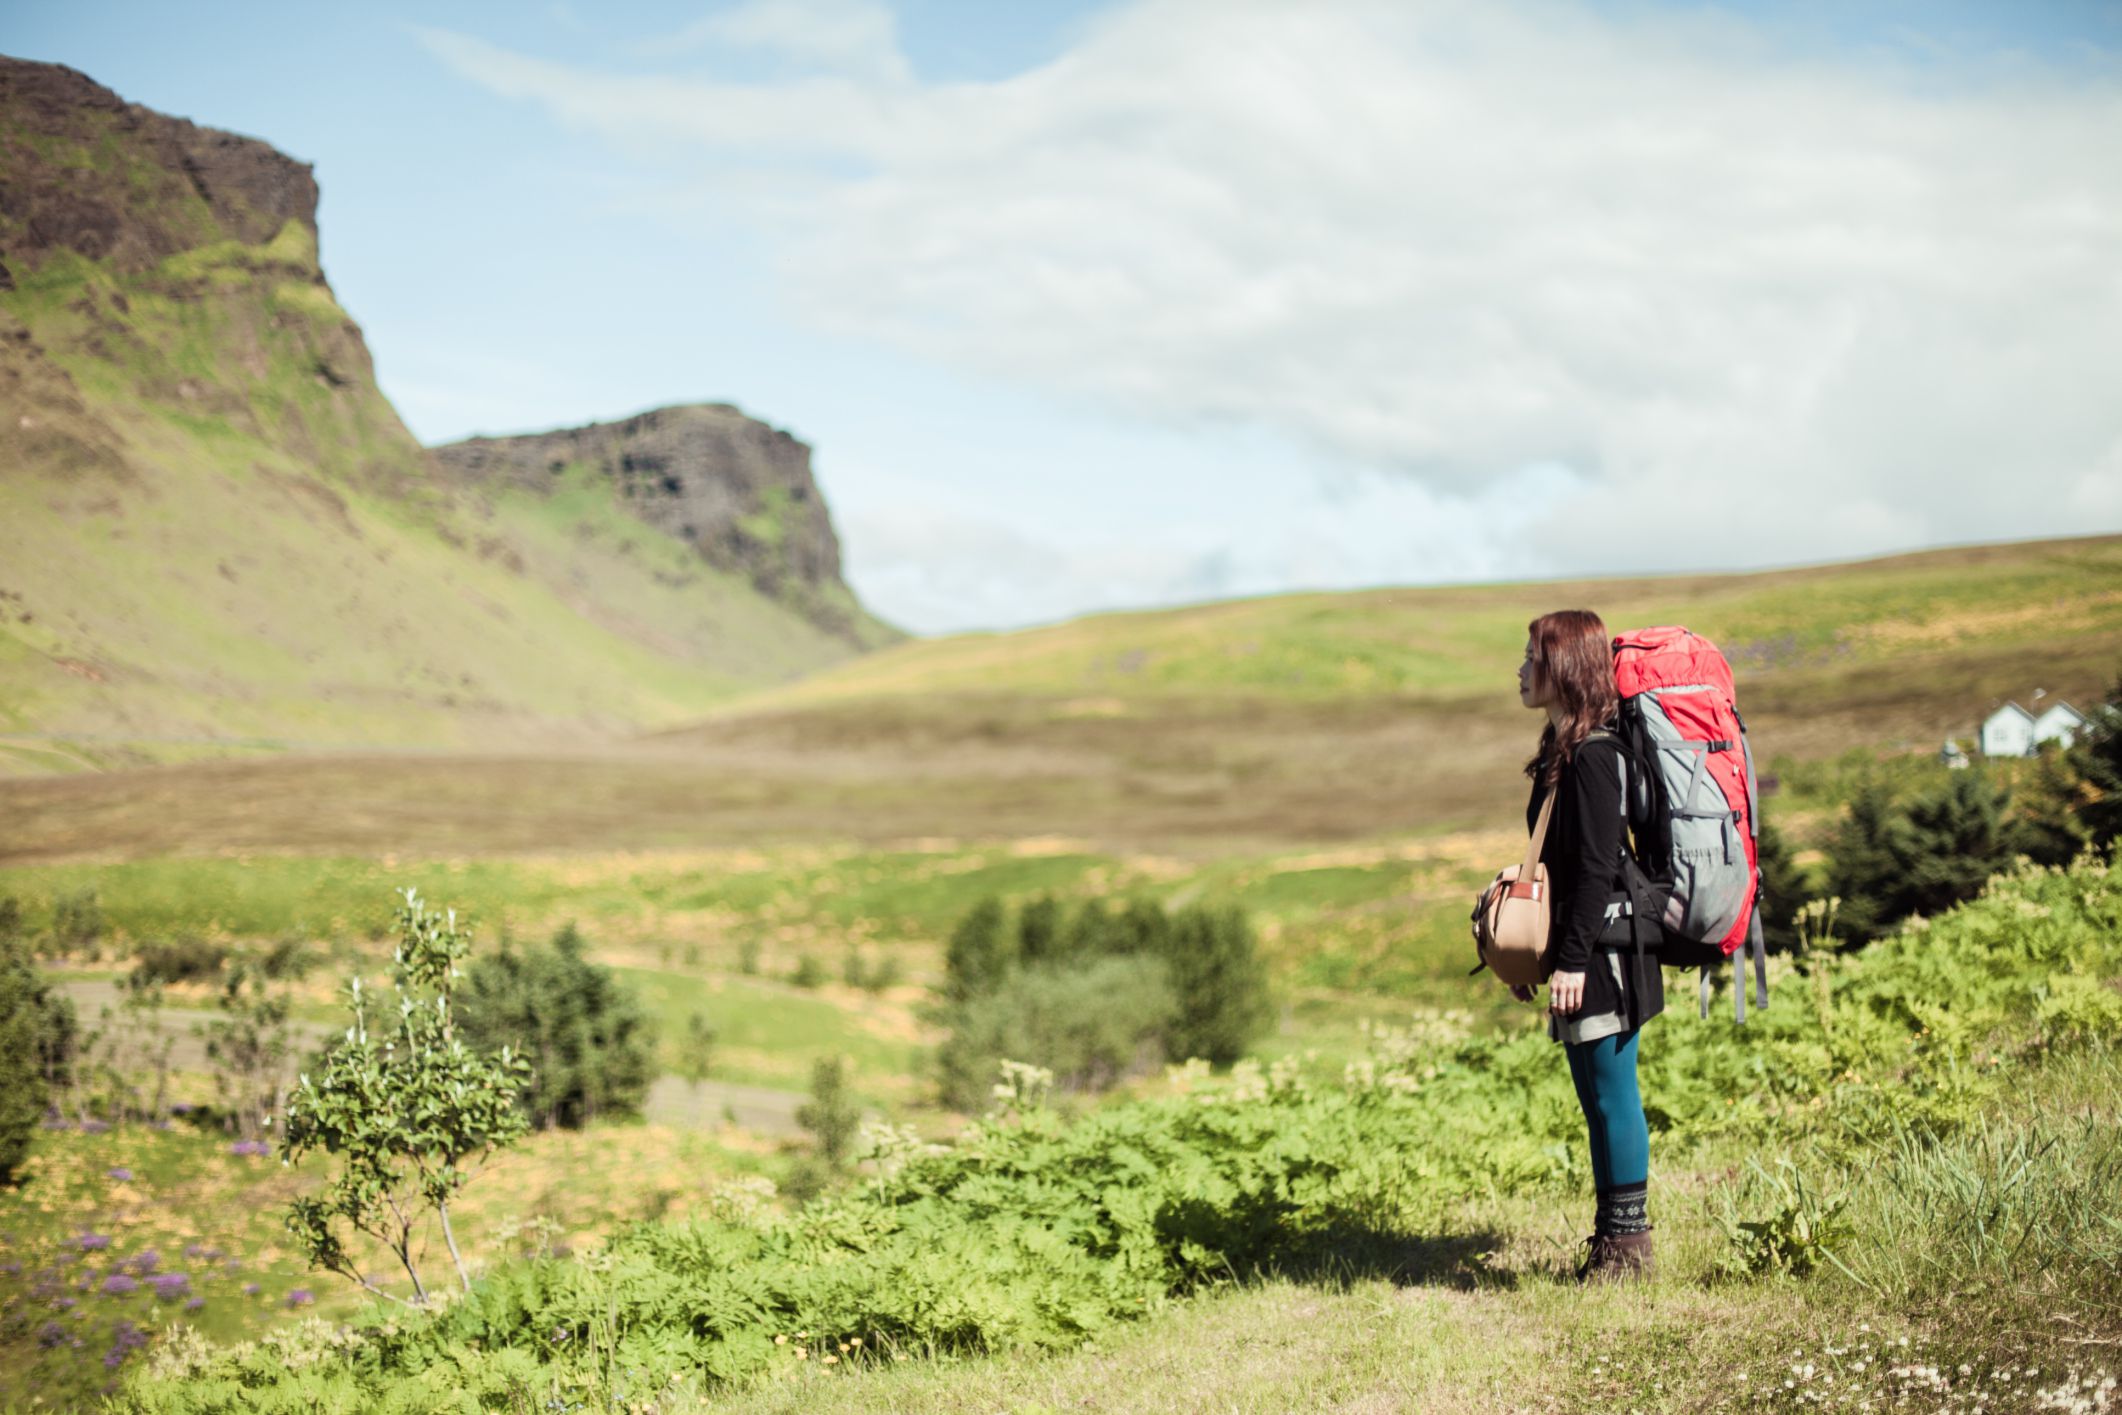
[774,1335,787,1345]
[106,1166,133,1181]
[243,1282,261,1296]
[285,1288,314,1308]
[185,1297,205,1311]
[100,1275,139,1297]
[148,1273,191,1301]
[76,1232,111,1252]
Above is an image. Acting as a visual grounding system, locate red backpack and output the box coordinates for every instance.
[1610,627,1770,1021]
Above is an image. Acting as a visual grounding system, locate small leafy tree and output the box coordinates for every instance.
[199,962,294,1142]
[944,896,1013,1001]
[283,890,531,1304]
[678,1010,716,1088]
[787,1054,863,1203]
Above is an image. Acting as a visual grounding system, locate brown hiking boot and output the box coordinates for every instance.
[1576,1230,1654,1284]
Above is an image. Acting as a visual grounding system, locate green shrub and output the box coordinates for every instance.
[1754,816,1811,955]
[936,955,1174,1110]
[1823,771,2022,943]
[130,934,228,987]
[1161,904,1272,1066]
[1017,894,1061,964]
[456,922,656,1130]
[790,953,828,989]
[1714,1158,1854,1280]
[49,887,102,955]
[786,1053,863,1203]
[0,933,76,1184]
[944,896,1012,1001]
[2067,675,2122,847]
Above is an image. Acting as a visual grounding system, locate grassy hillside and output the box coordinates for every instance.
[0,61,894,775]
[0,533,2110,861]
[717,533,2120,721]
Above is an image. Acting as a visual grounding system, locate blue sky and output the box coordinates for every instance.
[6,1,2119,634]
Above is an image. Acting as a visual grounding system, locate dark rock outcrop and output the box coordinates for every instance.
[433,404,868,637]
[0,57,319,275]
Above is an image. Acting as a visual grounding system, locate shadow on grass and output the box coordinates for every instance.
[1158,1196,1515,1294]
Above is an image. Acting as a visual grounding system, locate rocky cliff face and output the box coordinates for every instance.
[432,404,861,637]
[0,58,318,277]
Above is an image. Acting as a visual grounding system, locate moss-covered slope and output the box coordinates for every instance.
[0,57,897,769]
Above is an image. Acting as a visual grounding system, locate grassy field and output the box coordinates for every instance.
[78,854,2122,1414]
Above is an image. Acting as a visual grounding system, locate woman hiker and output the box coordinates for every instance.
[1513,608,1664,1282]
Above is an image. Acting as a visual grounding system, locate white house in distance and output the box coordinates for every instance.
[1981,703,2036,757]
[2034,701,2087,748]
[1979,699,2088,757]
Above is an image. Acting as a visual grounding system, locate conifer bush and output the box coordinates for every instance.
[0,932,76,1185]
[454,922,656,1130]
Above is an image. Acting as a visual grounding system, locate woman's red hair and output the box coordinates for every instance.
[1524,609,1618,785]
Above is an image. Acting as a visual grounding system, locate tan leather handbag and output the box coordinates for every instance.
[1473,791,1554,987]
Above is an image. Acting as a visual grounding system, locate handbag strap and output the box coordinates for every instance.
[1512,788,1556,898]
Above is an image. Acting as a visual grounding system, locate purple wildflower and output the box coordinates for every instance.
[229,1139,271,1158]
[285,1288,313,1308]
[106,1166,133,1181]
[53,1297,76,1311]
[183,1243,207,1260]
[184,1296,206,1311]
[38,1321,69,1349]
[76,1232,111,1252]
[99,1274,138,1297]
[242,1282,261,1296]
[147,1272,190,1301]
[0,1261,18,1275]
[124,1249,160,1275]
[103,1319,146,1370]
[171,1102,192,1114]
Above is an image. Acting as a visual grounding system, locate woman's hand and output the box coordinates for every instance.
[1548,969,1587,1015]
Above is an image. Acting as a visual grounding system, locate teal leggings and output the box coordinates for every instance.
[1563,1030,1649,1191]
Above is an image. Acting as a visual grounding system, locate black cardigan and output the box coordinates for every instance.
[1526,730,1664,1027]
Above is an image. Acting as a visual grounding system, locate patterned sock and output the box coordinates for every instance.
[1596,1182,1652,1237]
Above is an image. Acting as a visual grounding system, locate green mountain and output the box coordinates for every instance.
[0,56,897,773]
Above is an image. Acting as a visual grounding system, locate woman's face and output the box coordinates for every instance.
[1517,638,1551,711]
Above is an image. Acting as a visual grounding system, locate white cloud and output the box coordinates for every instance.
[419,0,2122,615]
